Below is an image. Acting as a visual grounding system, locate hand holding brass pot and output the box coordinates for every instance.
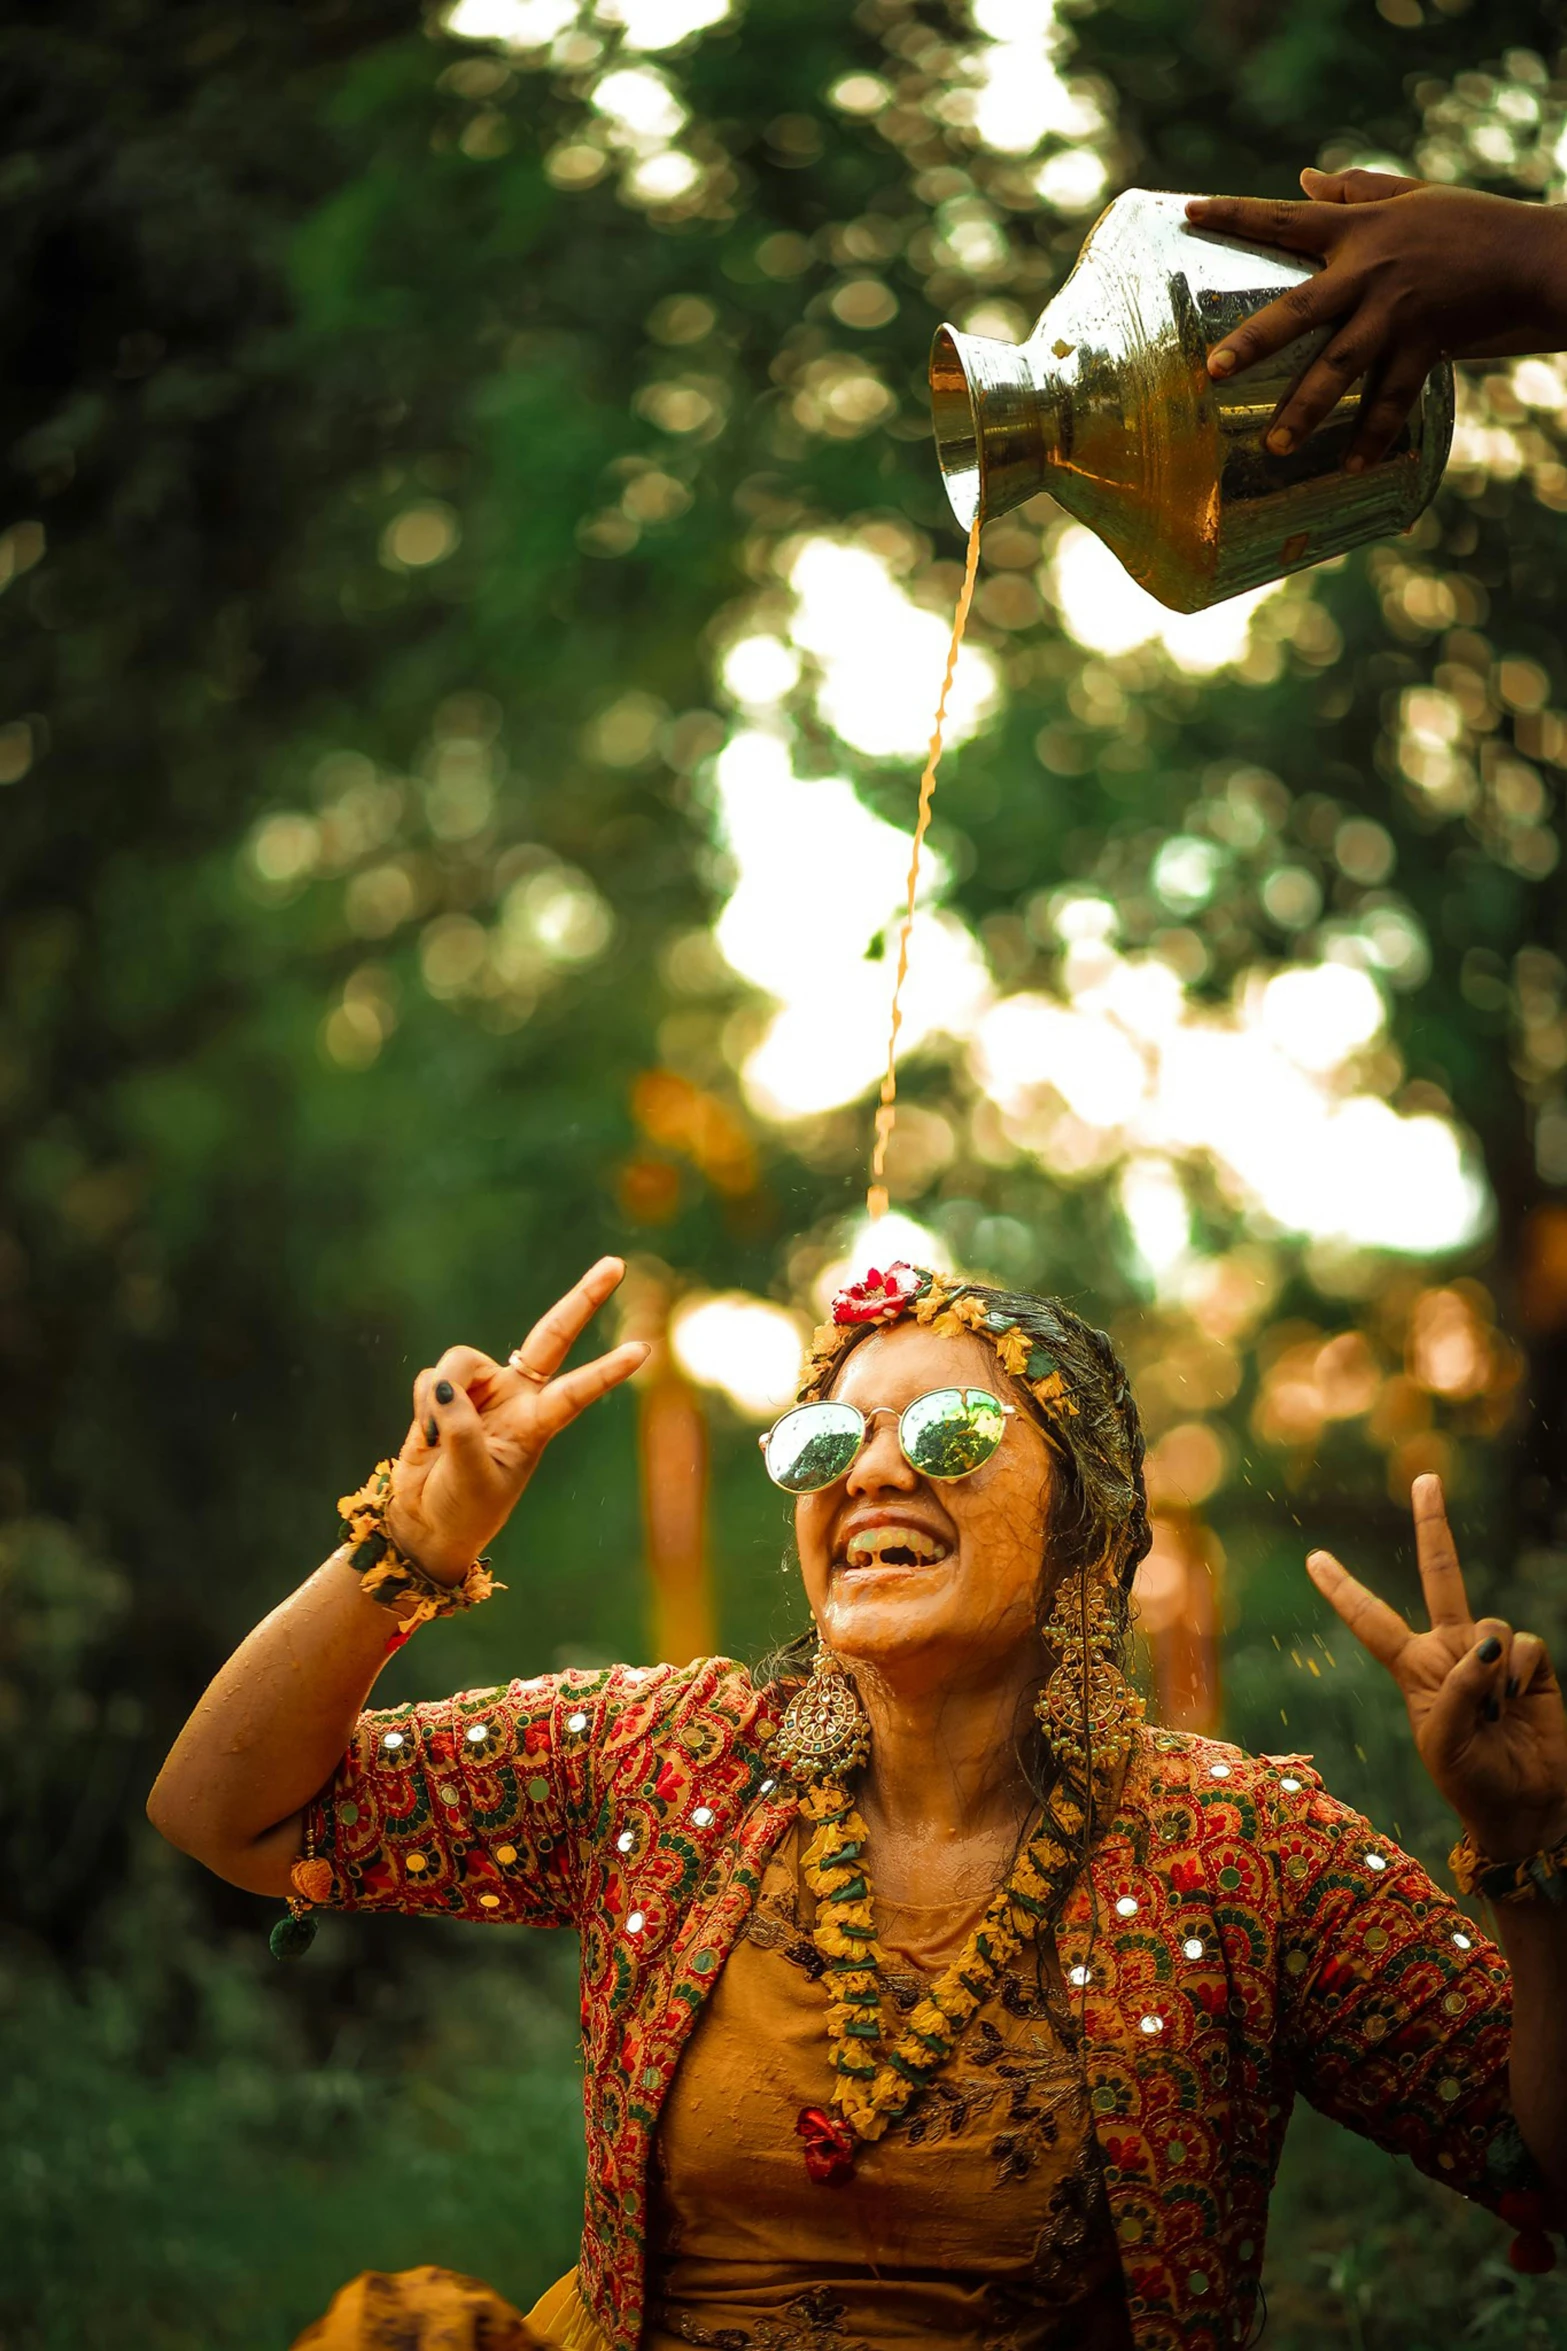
[929,187,1454,615]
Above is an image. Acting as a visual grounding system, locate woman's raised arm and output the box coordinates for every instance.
[1306,1474,1567,2202]
[145,1258,647,1897]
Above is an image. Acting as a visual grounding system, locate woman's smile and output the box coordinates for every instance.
[834,1507,954,1576]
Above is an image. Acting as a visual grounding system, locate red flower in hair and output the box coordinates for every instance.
[831,1261,928,1326]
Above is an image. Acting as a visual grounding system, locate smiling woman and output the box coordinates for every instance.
[145,1256,1567,2350]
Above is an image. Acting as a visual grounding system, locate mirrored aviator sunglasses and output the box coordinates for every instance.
[760,1388,1014,1495]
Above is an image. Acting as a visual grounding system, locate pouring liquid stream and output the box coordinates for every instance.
[867,516,982,1219]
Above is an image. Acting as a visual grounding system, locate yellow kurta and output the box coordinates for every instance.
[533,1824,1131,2351]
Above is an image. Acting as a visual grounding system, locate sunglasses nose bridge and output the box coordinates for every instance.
[848,1404,919,1487]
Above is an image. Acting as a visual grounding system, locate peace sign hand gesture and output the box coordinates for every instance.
[383,1257,648,1585]
[1308,1475,1567,1865]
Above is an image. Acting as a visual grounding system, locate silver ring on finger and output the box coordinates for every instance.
[507,1348,548,1383]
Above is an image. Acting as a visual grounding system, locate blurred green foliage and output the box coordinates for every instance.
[4,0,1567,2342]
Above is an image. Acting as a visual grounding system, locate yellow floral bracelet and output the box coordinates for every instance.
[1450,1827,1567,1908]
[337,1459,504,1631]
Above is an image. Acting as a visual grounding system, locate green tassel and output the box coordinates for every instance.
[269,1909,318,1961]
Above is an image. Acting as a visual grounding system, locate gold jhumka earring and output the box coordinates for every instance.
[1038,1562,1143,1782]
[773,1643,871,1783]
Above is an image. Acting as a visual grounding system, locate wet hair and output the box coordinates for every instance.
[756,1275,1151,1690]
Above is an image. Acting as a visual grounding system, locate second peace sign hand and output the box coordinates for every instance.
[1306,1473,1567,1866]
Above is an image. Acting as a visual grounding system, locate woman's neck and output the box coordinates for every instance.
[852,1655,1039,1847]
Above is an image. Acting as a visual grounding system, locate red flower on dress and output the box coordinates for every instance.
[796,2105,856,2185]
[831,1262,928,1326]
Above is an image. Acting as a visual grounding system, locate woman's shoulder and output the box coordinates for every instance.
[532,1654,780,1746]
[1130,1728,1403,1914]
[582,1657,786,1810]
[376,1658,772,1760]
[438,1655,766,1716]
[1134,1722,1328,1808]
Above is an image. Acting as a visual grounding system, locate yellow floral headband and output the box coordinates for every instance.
[800,1261,1076,1421]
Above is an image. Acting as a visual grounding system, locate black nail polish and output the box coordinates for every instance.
[1477,1636,1502,1663]
[1507,1675,1519,1698]
[424,1417,440,1444]
[435,1380,454,1405]
[1484,1698,1500,1723]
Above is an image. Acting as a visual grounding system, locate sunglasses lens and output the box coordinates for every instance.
[901,1387,1006,1480]
[764,1402,864,1493]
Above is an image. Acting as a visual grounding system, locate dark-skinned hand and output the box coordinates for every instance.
[1186,167,1567,467]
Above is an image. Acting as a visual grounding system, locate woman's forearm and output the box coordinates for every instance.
[147,1555,397,1897]
[147,1272,648,1901]
[1498,1899,1567,2205]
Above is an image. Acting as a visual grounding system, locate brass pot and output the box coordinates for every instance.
[930,188,1453,614]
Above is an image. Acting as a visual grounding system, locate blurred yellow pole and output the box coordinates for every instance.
[624,1266,714,1667]
[1161,1517,1221,1737]
[1133,1511,1223,1738]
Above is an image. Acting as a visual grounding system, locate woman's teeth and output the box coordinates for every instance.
[843,1526,950,1569]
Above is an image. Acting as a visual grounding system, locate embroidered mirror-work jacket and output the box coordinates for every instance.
[306,1657,1529,2351]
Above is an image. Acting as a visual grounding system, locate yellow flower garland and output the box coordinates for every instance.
[789,1261,1137,2177]
[798,1778,1086,2146]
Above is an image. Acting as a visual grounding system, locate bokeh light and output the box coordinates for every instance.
[784,538,1000,760]
[670,1293,808,1417]
[1050,525,1283,673]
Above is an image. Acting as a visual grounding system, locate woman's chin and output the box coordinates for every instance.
[819,1580,957,1667]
